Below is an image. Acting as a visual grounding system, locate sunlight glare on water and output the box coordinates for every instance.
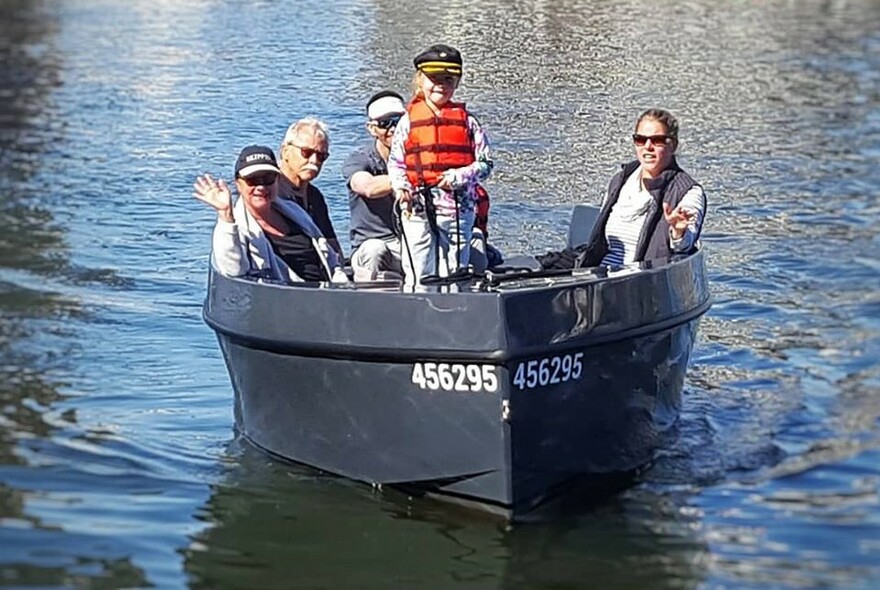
[0,0,878,588]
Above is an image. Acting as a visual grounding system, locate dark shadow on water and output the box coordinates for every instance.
[0,0,133,289]
[0,557,149,590]
[0,0,80,470]
[0,327,149,590]
[182,438,709,590]
[0,4,148,587]
[0,284,150,588]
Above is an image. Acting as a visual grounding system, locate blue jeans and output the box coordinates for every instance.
[400,204,475,286]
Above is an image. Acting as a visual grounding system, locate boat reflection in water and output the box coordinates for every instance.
[183,441,709,590]
[202,207,711,518]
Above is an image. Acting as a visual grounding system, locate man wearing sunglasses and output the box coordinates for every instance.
[277,117,343,259]
[341,90,407,282]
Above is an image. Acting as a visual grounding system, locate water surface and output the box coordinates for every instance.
[1,0,878,588]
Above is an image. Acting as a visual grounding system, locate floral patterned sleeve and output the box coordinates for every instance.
[388,113,413,193]
[443,114,494,189]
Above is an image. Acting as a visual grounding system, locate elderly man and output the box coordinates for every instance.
[342,91,407,281]
[277,117,342,258]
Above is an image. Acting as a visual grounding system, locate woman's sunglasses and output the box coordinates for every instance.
[632,134,672,146]
[373,115,401,130]
[241,173,278,187]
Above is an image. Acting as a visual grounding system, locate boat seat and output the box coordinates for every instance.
[492,254,543,273]
[568,204,600,248]
[488,205,600,275]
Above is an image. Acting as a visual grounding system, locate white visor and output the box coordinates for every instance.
[368,95,406,121]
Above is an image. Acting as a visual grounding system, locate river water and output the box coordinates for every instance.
[1,0,878,588]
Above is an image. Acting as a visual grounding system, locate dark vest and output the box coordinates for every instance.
[576,159,703,268]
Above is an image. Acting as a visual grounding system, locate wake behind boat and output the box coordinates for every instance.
[202,206,711,518]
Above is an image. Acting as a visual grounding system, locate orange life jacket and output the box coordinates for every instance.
[404,98,475,187]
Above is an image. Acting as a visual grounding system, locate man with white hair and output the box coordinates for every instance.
[278,117,342,258]
[341,91,407,281]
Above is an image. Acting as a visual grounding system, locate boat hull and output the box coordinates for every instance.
[205,250,710,517]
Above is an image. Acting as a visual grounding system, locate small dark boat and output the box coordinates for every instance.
[202,206,711,518]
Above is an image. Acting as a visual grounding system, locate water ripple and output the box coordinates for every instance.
[1,0,879,588]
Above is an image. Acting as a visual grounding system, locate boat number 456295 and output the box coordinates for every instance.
[411,363,499,393]
[512,353,584,390]
[411,353,584,393]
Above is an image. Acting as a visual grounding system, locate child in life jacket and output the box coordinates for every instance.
[387,44,494,286]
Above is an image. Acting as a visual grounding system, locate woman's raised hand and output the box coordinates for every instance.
[193,174,234,223]
[663,202,695,240]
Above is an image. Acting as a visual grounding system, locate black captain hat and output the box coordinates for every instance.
[413,44,463,75]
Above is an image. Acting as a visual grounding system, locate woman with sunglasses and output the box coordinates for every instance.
[387,44,493,286]
[551,108,706,270]
[193,145,348,284]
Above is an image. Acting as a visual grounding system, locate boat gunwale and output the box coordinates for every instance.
[204,248,710,362]
[204,294,711,363]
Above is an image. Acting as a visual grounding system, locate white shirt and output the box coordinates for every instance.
[601,166,705,267]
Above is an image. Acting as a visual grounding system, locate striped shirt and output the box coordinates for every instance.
[601,166,705,267]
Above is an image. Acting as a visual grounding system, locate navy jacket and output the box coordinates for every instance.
[575,159,704,268]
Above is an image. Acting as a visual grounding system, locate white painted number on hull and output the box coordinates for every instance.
[512,353,584,390]
[411,363,498,393]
